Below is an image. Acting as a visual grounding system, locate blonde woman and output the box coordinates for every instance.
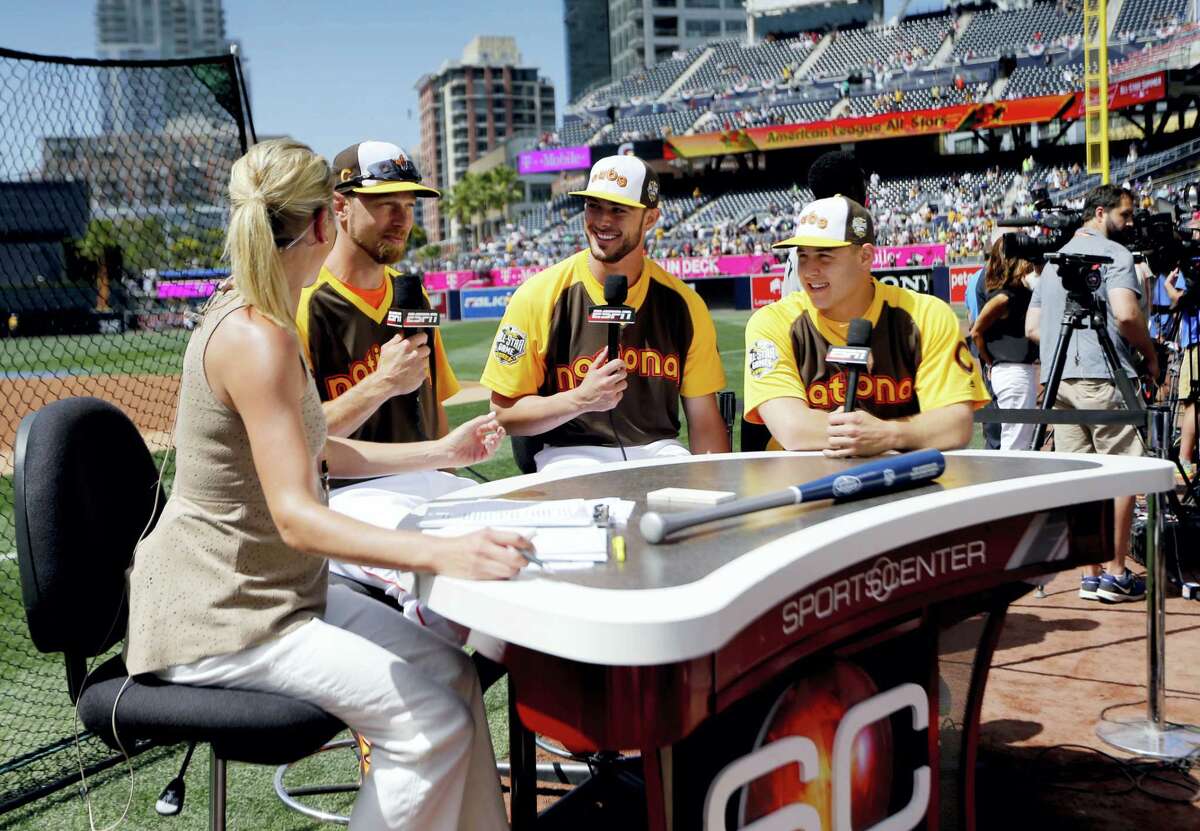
[970,238,1039,451]
[124,139,528,830]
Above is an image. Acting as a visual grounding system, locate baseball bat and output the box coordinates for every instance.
[638,449,946,544]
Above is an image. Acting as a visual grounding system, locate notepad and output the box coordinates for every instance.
[423,525,608,563]
[417,499,596,529]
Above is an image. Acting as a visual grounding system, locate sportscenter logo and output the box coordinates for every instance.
[704,683,930,831]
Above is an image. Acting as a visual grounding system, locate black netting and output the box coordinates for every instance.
[0,46,249,813]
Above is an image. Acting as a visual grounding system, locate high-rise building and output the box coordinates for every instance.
[564,0,611,102]
[417,36,556,241]
[609,0,748,80]
[95,0,232,133]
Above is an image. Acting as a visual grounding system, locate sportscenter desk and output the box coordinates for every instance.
[414,450,1173,831]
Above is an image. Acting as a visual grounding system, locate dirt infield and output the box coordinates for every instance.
[0,373,180,475]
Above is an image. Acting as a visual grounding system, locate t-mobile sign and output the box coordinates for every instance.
[517,145,592,175]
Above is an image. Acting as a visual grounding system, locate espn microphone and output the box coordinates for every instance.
[385,272,441,336]
[639,448,945,544]
[588,274,634,361]
[829,317,872,411]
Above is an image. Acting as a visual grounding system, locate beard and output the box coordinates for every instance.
[348,214,406,264]
[587,227,640,263]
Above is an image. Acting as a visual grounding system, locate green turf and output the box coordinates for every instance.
[0,307,991,828]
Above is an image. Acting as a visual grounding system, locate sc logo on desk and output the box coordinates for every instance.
[704,683,930,831]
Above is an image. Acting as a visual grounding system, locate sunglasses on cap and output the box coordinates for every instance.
[336,157,422,191]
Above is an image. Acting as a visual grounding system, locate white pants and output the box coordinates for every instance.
[161,585,508,831]
[990,362,1039,451]
[329,472,475,649]
[534,438,690,473]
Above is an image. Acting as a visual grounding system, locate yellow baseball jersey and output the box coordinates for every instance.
[744,279,988,424]
[297,266,460,446]
[480,250,726,448]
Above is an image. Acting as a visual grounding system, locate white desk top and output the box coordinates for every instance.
[419,450,1173,666]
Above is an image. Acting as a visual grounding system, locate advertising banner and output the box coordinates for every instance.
[422,270,480,291]
[751,274,785,308]
[517,145,592,175]
[427,290,449,316]
[493,265,544,286]
[667,93,1078,157]
[660,254,777,280]
[460,286,517,319]
[157,279,218,299]
[1067,71,1166,118]
[950,265,980,304]
[872,244,947,269]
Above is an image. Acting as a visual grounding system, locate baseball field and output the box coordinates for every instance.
[0,309,766,828]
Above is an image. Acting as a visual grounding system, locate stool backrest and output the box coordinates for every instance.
[14,397,164,670]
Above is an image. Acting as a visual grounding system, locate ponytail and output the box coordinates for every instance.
[225,139,332,330]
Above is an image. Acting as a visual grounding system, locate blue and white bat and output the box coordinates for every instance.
[638,449,946,544]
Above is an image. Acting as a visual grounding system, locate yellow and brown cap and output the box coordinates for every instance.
[333,141,440,197]
[773,195,875,249]
[569,155,660,209]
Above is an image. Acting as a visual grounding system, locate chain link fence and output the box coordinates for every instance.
[0,45,251,813]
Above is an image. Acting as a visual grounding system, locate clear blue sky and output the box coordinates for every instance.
[0,0,568,161]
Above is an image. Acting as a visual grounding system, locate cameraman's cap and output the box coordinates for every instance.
[333,141,440,198]
[569,155,660,209]
[773,195,875,249]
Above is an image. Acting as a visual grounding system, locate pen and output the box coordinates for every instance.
[520,532,549,569]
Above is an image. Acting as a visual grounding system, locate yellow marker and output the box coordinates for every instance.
[612,534,626,563]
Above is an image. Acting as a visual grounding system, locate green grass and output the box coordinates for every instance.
[0,309,986,828]
[0,331,190,376]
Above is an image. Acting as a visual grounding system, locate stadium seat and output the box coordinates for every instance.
[12,397,344,831]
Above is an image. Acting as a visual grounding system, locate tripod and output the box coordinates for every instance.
[1161,304,1199,504]
[1031,290,1146,449]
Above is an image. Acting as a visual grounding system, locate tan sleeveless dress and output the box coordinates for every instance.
[124,287,329,676]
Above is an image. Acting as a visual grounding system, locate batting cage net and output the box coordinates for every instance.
[0,46,251,812]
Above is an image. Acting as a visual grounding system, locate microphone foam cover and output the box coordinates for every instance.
[604,274,629,306]
[847,317,872,347]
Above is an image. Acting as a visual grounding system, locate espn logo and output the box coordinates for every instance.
[386,309,441,328]
[587,305,636,324]
[825,345,869,366]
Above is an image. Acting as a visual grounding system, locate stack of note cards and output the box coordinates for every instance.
[417,498,628,568]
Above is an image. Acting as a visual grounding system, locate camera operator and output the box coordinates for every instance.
[1025,184,1158,603]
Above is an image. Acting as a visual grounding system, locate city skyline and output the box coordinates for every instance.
[0,0,568,171]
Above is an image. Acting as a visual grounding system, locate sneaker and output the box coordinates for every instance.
[1097,569,1147,602]
[1079,575,1101,600]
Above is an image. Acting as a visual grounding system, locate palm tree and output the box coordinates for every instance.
[445,175,482,246]
[484,165,525,224]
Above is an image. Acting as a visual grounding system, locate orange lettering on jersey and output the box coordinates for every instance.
[805,371,915,409]
[554,346,681,389]
[324,344,383,400]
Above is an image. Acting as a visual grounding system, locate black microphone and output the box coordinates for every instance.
[385,272,441,336]
[833,318,872,412]
[588,274,634,361]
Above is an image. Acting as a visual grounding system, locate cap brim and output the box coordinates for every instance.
[772,237,853,249]
[569,189,646,209]
[348,181,441,197]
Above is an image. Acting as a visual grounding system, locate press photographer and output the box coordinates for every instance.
[1024,184,1158,603]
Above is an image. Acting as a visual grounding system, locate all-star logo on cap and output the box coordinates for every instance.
[773,195,876,249]
[333,140,440,198]
[569,155,660,209]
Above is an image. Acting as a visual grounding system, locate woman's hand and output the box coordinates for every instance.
[430,528,534,580]
[437,412,506,467]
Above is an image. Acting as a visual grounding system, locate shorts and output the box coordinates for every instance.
[1052,378,1145,457]
[1179,345,1198,404]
